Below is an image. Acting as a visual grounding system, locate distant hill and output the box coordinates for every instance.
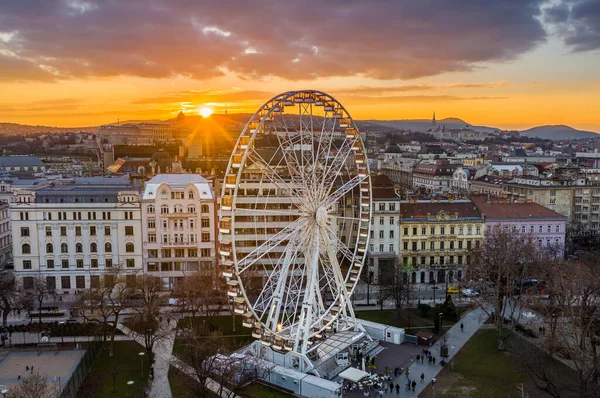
[520,125,598,140]
[364,117,498,134]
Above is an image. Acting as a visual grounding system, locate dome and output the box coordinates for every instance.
[177,110,186,121]
[385,144,401,153]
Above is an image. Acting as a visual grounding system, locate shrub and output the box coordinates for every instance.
[417,303,432,317]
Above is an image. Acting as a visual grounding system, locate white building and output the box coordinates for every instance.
[141,174,218,290]
[366,186,400,284]
[0,156,46,177]
[10,178,142,293]
[0,201,11,268]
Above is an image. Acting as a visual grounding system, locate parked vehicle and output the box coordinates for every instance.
[447,286,460,294]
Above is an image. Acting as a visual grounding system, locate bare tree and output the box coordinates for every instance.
[128,275,171,359]
[469,226,538,350]
[10,372,59,398]
[172,271,225,319]
[77,264,136,357]
[0,271,19,326]
[30,275,49,324]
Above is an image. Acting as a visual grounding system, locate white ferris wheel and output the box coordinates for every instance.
[219,90,371,372]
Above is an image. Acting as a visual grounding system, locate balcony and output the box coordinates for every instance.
[160,240,199,247]
[164,211,196,218]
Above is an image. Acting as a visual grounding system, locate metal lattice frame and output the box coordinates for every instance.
[219,90,371,362]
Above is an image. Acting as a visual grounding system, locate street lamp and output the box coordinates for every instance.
[127,380,135,398]
[139,352,145,380]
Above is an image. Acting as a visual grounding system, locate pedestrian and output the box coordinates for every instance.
[378,388,383,397]
[422,348,426,355]
[421,355,424,364]
[17,374,21,380]
[416,354,420,363]
[428,356,432,364]
[167,318,170,326]
[396,383,400,395]
[25,366,29,371]
[539,326,543,335]
[405,367,409,378]
[394,367,398,377]
[406,379,411,391]
[384,383,388,393]
[460,322,464,332]
[433,357,436,365]
[390,381,394,392]
[411,380,416,392]
[420,372,425,383]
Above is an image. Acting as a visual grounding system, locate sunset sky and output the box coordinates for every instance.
[1,0,599,131]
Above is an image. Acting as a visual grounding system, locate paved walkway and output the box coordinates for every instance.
[379,306,490,397]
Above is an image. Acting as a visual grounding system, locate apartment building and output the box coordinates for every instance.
[10,178,143,293]
[366,186,400,284]
[399,200,484,285]
[0,201,11,268]
[141,174,218,290]
[412,160,456,193]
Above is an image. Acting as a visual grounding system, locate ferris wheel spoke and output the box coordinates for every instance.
[234,207,298,217]
[237,220,300,274]
[321,139,356,196]
[246,147,302,197]
[324,174,367,209]
[322,232,357,320]
[322,225,356,263]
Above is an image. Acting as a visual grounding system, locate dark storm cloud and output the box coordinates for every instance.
[544,0,600,51]
[0,0,548,82]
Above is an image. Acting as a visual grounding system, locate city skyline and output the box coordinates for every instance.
[1,0,599,131]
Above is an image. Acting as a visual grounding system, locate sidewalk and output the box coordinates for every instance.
[387,306,489,397]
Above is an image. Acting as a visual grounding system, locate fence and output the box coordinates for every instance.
[59,336,103,398]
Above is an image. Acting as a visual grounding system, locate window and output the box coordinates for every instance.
[379,231,384,239]
[125,226,134,236]
[370,231,374,239]
[22,243,31,254]
[430,227,435,235]
[450,227,455,234]
[403,242,408,250]
[188,191,194,199]
[379,203,385,211]
[148,219,155,229]
[90,242,97,252]
[60,226,67,236]
[61,276,71,289]
[126,275,136,287]
[90,226,96,236]
[389,230,394,238]
[46,276,56,291]
[47,259,54,269]
[161,205,169,214]
[530,225,534,233]
[163,249,172,258]
[105,242,112,252]
[162,234,168,244]
[201,205,209,213]
[76,259,83,268]
[201,219,210,228]
[467,241,472,250]
[175,249,185,258]
[161,190,167,199]
[379,244,384,252]
[75,226,81,236]
[389,244,394,252]
[105,226,111,235]
[62,259,69,269]
[412,242,417,251]
[550,190,556,196]
[202,232,210,241]
[430,241,435,250]
[162,220,168,229]
[23,260,32,270]
[188,205,196,213]
[521,225,526,233]
[450,241,454,250]
[539,226,543,233]
[126,243,135,253]
[556,225,560,232]
[440,241,445,250]
[21,227,30,237]
[421,227,426,235]
[126,259,135,268]
[476,226,481,235]
[91,259,98,268]
[389,217,394,225]
[105,258,113,268]
[458,256,463,264]
[403,228,409,235]
[61,243,68,253]
[147,205,155,214]
[389,203,396,211]
[188,249,197,257]
[23,277,34,290]
[458,241,463,249]
[148,233,156,243]
[421,241,426,250]
[440,227,445,235]
[74,243,82,253]
[379,218,384,226]
[91,276,100,289]
[200,248,211,257]
[459,226,463,235]
[46,226,52,236]
[76,276,85,289]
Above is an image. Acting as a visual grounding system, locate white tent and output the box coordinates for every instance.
[338,367,369,383]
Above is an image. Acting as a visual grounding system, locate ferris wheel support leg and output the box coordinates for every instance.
[265,243,295,332]
[293,229,321,355]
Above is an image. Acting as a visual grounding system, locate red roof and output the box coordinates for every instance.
[470,195,565,220]
[400,201,482,219]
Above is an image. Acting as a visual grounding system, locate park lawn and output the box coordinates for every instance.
[173,315,254,358]
[239,383,293,397]
[356,307,458,331]
[421,329,576,398]
[76,341,149,398]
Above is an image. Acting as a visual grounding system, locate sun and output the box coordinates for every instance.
[199,107,213,118]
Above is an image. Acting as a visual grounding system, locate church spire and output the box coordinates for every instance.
[432,111,436,127]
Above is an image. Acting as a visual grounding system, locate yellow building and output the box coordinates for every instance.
[399,200,484,285]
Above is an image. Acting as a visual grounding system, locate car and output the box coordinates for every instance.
[461,288,481,297]
[168,298,184,306]
[447,286,460,294]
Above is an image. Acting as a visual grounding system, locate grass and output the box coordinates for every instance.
[239,383,293,397]
[173,315,254,358]
[421,329,577,398]
[76,341,149,398]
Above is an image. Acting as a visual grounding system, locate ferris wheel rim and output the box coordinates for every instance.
[219,90,372,344]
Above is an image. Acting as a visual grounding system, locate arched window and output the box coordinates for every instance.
[201,204,209,213]
[160,205,169,214]
[126,243,134,253]
[187,205,196,213]
[90,242,97,252]
[61,243,68,253]
[147,205,155,214]
[105,242,112,253]
[161,190,167,199]
[188,191,194,199]
[76,243,83,253]
[22,244,31,254]
[174,205,183,213]
[46,243,53,253]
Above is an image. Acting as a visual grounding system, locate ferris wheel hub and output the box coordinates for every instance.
[315,206,328,227]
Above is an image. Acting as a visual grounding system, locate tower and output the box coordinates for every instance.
[432,111,436,127]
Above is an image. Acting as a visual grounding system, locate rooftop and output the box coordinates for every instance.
[143,174,214,200]
[400,200,482,220]
[0,156,44,167]
[470,196,566,220]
